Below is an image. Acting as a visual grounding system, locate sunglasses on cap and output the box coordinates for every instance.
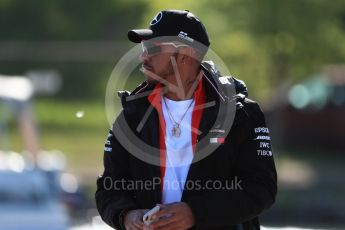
[141,41,189,55]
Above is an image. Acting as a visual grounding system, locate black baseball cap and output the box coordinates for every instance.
[128,10,210,53]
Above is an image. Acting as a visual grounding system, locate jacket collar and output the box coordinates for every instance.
[117,60,248,113]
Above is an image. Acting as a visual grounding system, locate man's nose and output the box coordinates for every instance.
[139,51,150,62]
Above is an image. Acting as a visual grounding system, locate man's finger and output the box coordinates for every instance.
[133,221,144,229]
[152,207,175,219]
[143,225,153,230]
[150,214,177,229]
[156,221,181,230]
[154,202,187,220]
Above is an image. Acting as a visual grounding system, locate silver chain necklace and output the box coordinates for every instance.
[163,97,194,138]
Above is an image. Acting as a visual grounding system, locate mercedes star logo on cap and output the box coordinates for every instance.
[150,12,163,25]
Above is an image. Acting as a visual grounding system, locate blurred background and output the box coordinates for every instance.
[0,0,345,229]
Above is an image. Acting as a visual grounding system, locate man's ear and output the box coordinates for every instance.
[180,47,202,63]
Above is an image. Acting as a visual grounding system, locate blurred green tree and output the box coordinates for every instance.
[146,0,345,99]
[1,0,345,100]
[0,0,148,100]
[0,0,147,40]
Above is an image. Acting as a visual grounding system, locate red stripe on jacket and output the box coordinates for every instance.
[147,73,206,192]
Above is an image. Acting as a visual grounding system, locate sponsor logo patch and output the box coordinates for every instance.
[178,31,194,42]
[150,12,163,25]
[104,147,112,152]
[209,129,225,133]
[257,150,272,156]
[254,127,269,134]
[259,142,270,148]
[254,135,271,141]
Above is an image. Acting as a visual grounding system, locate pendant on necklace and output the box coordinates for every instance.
[172,124,181,138]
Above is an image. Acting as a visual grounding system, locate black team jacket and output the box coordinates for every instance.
[95,61,277,230]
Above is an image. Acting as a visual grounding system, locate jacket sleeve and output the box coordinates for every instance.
[95,128,137,229]
[185,101,277,229]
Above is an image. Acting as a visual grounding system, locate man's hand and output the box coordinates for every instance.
[144,202,195,230]
[124,209,148,230]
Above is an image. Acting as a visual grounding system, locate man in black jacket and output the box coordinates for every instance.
[96,9,277,230]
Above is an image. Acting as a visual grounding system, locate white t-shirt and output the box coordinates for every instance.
[161,96,195,204]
